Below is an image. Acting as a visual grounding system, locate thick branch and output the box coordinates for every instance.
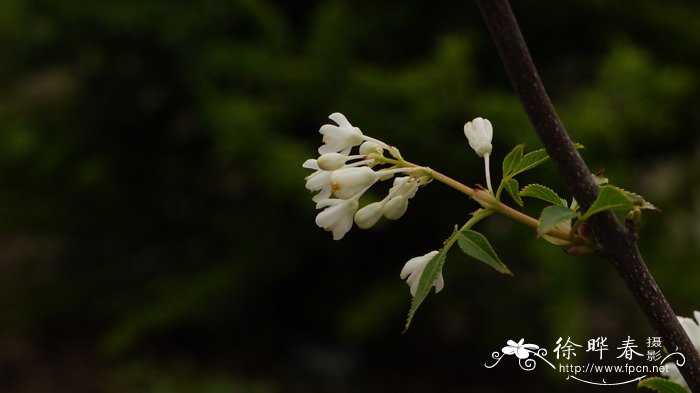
[476,0,700,390]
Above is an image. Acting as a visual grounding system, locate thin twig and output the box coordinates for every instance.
[475,0,700,390]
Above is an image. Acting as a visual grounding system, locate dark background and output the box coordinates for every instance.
[0,0,698,392]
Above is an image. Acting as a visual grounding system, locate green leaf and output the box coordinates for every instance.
[511,148,549,177]
[504,178,523,207]
[637,377,689,393]
[404,246,448,331]
[538,205,579,237]
[508,143,584,178]
[520,184,566,207]
[502,144,524,177]
[457,229,511,274]
[622,189,660,211]
[581,185,636,220]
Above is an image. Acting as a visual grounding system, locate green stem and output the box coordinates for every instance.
[395,160,579,245]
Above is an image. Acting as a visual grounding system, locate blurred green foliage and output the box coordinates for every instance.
[0,0,698,392]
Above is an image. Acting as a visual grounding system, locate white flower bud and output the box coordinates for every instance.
[330,167,377,199]
[464,117,493,157]
[382,195,408,220]
[359,140,381,155]
[354,201,384,229]
[400,251,444,297]
[317,152,348,171]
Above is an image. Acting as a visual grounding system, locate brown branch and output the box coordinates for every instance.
[475,0,700,390]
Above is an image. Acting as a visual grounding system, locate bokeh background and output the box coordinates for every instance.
[0,0,698,392]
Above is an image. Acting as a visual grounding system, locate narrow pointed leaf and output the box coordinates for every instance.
[404,246,448,331]
[538,205,579,237]
[504,178,523,207]
[502,144,523,177]
[581,185,636,220]
[457,229,511,274]
[520,184,566,207]
[637,377,689,393]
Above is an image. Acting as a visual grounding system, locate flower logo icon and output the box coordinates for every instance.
[502,338,540,359]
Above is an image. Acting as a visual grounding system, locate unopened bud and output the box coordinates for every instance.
[383,196,409,220]
[354,202,384,229]
[317,152,348,171]
[359,141,381,155]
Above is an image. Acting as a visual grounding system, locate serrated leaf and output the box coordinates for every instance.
[511,148,549,177]
[509,143,584,178]
[637,377,689,393]
[504,178,523,207]
[404,246,448,331]
[581,185,636,220]
[502,144,524,177]
[538,205,579,237]
[622,189,660,211]
[520,184,566,207]
[457,229,511,274]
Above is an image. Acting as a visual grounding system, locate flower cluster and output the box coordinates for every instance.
[304,113,498,298]
[303,113,430,241]
[662,310,700,389]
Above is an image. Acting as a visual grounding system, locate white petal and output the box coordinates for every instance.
[312,188,332,206]
[661,363,688,389]
[482,118,493,141]
[409,273,421,296]
[302,159,319,170]
[329,112,351,128]
[330,167,377,199]
[315,199,358,240]
[400,252,435,279]
[305,170,331,192]
[331,207,355,240]
[678,315,700,351]
[434,272,444,293]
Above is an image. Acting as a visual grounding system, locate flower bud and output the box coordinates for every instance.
[359,141,381,155]
[383,195,409,220]
[317,152,348,171]
[330,167,377,199]
[464,117,493,157]
[354,202,384,229]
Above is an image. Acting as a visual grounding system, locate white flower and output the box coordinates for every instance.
[319,112,364,155]
[330,167,377,199]
[303,159,332,205]
[661,310,700,389]
[464,117,493,157]
[315,198,359,240]
[400,250,444,297]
